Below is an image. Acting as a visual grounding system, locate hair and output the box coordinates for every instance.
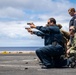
[49,18,56,24]
[57,24,62,29]
[68,8,75,12]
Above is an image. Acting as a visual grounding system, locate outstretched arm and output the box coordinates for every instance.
[29,23,53,33]
[25,28,45,38]
[36,26,51,33]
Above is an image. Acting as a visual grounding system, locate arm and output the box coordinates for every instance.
[71,33,76,49]
[67,40,71,49]
[69,16,76,28]
[36,26,51,33]
[33,31,45,37]
[67,34,76,54]
[29,23,53,33]
[74,18,76,27]
[25,28,45,38]
[73,14,76,27]
[36,26,60,34]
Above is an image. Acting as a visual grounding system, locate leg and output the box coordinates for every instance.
[35,45,55,68]
[52,44,65,67]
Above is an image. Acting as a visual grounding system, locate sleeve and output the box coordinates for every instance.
[33,31,45,37]
[69,19,74,28]
[36,26,53,33]
[69,35,76,50]
[72,34,76,49]
[74,18,76,28]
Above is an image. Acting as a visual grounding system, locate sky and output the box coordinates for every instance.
[0,0,76,47]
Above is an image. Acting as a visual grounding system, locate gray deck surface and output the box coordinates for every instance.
[0,54,76,75]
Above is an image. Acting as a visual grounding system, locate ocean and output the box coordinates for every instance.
[0,47,41,51]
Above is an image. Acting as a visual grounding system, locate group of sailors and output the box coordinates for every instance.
[25,8,76,69]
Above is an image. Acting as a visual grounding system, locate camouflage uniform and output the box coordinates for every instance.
[68,33,76,58]
[60,29,70,54]
[60,29,70,45]
[57,24,70,54]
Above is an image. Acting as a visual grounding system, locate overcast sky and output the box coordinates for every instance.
[0,0,76,47]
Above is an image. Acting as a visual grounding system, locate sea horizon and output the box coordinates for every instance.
[0,47,42,51]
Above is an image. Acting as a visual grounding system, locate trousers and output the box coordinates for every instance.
[36,44,64,67]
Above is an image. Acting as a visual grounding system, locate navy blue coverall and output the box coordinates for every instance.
[69,14,76,50]
[33,25,65,67]
[69,14,76,28]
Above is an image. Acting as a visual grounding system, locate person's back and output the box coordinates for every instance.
[57,24,70,43]
[57,24,70,54]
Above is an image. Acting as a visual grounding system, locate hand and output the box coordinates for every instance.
[67,49,70,54]
[25,28,33,34]
[30,23,36,28]
[25,28,32,32]
[67,40,71,46]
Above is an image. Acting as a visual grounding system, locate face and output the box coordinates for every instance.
[69,26,75,36]
[47,19,54,26]
[68,10,75,16]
